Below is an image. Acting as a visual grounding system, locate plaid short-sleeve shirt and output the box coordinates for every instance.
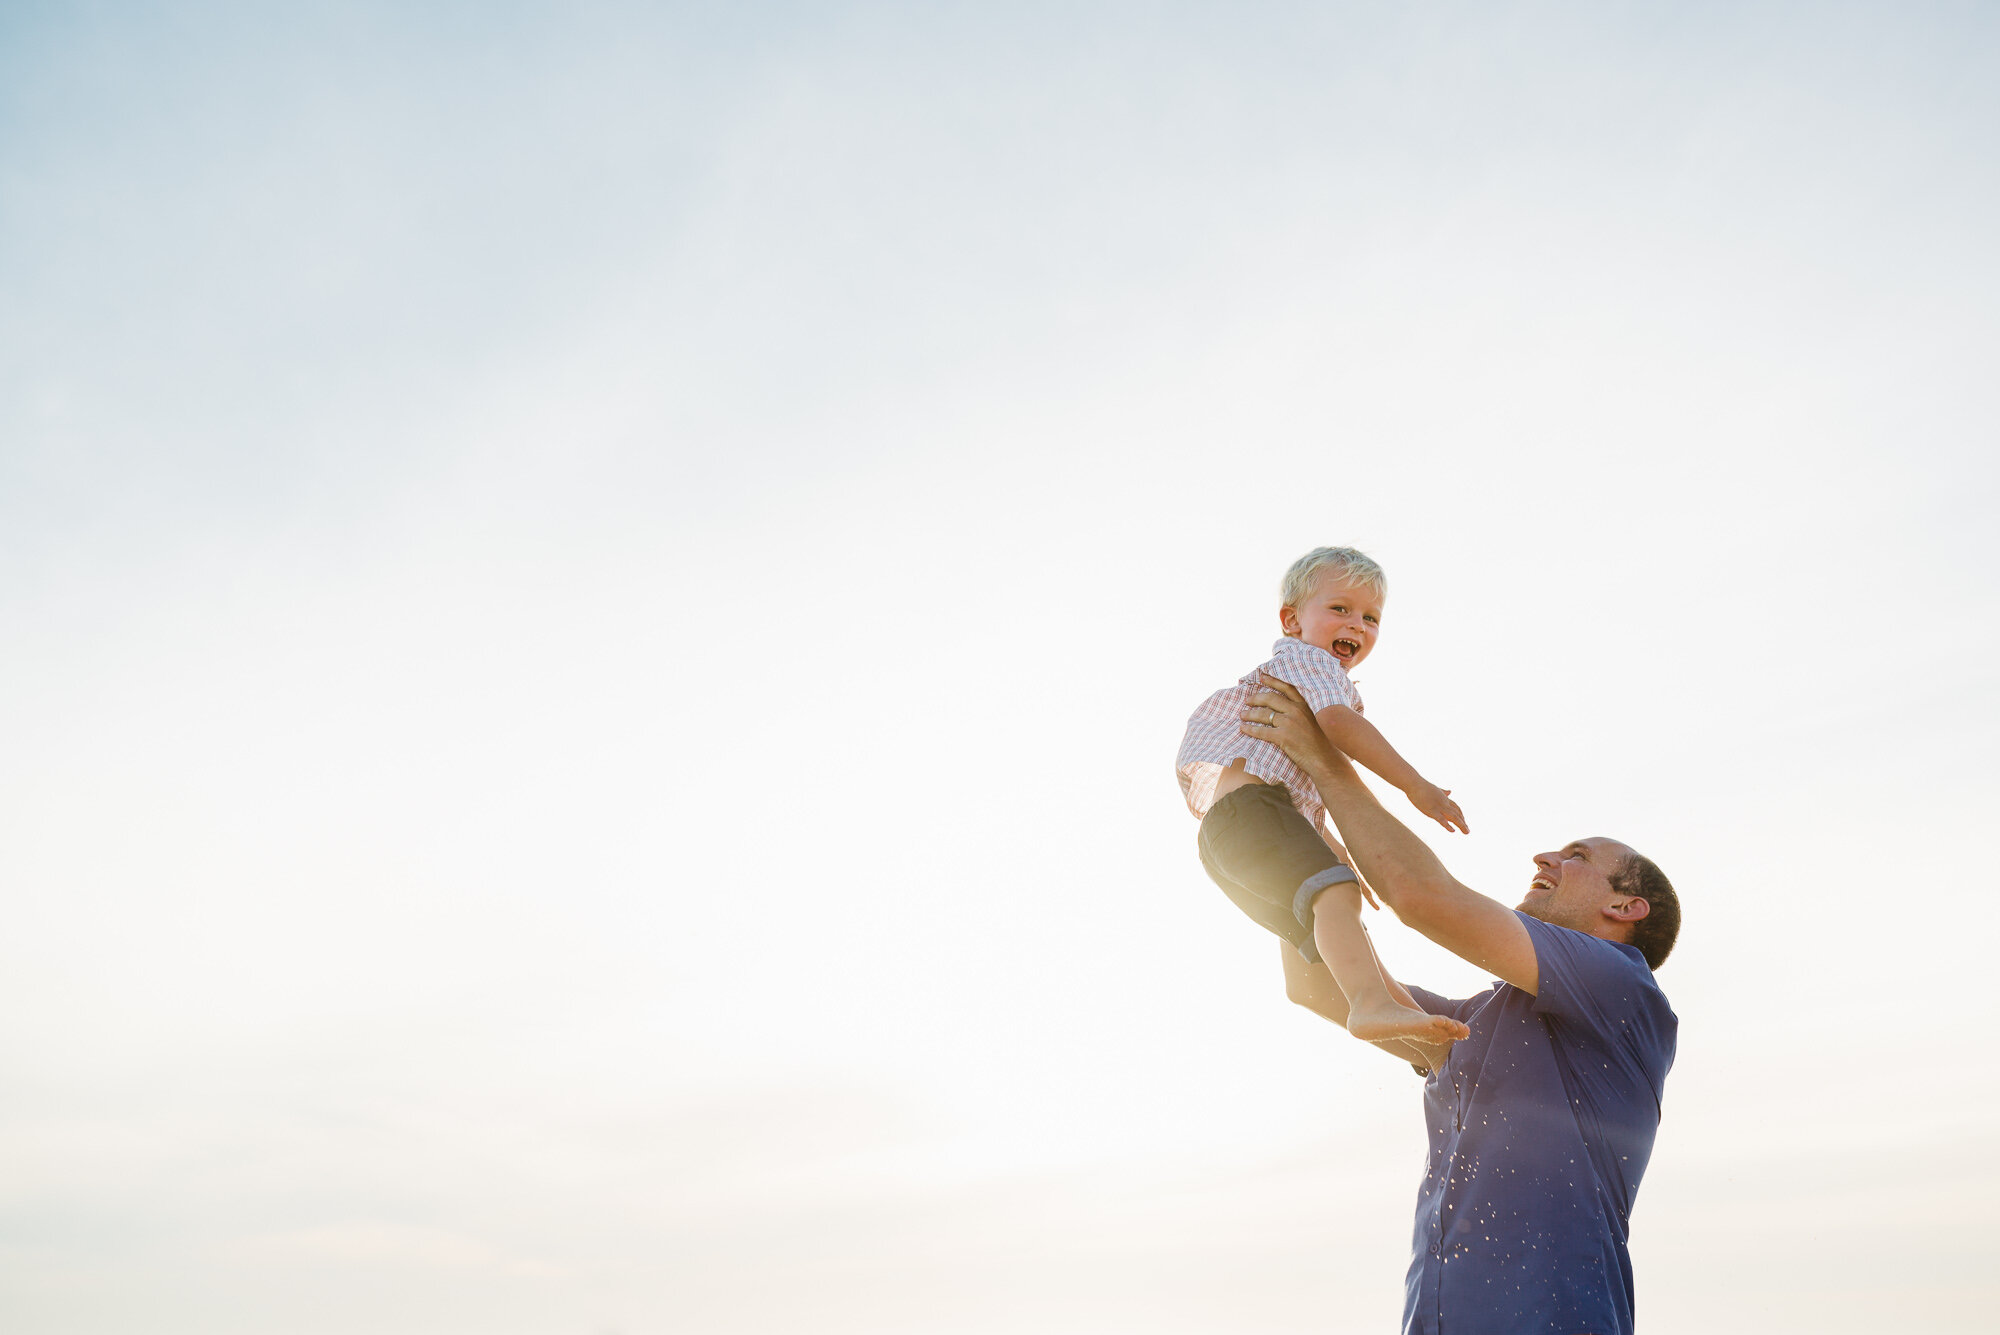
[1176,637,1363,830]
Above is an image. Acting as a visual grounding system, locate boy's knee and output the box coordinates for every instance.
[1293,864,1359,930]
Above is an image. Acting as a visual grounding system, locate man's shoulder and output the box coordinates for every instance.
[1517,911,1655,972]
[1518,912,1675,1024]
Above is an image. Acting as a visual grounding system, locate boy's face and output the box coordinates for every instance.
[1280,573,1383,668]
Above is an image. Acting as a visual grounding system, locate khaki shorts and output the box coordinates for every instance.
[1196,781,1356,963]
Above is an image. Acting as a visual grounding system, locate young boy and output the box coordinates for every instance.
[1176,547,1469,1044]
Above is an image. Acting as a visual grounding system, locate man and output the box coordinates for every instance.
[1240,674,1680,1335]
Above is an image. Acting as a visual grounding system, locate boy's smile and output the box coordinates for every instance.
[1279,573,1383,668]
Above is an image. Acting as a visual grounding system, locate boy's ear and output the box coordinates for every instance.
[1278,605,1301,636]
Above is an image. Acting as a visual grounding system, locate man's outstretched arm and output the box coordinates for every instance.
[1244,673,1541,994]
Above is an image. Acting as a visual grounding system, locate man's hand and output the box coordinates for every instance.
[1407,781,1468,835]
[1244,675,1469,835]
[1238,672,1339,770]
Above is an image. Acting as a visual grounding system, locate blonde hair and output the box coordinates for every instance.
[1280,547,1387,608]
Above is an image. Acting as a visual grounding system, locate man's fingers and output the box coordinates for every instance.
[1244,691,1301,724]
[1255,671,1308,705]
[1241,693,1294,726]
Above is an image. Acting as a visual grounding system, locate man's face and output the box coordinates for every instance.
[1279,573,1383,668]
[1520,837,1638,933]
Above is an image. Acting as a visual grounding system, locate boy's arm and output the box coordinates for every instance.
[1280,941,1448,1073]
[1256,676,1540,994]
[1314,705,1467,834]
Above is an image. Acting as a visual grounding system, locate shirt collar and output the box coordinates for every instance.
[1272,636,1342,665]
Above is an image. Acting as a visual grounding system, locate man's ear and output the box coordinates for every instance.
[1604,897,1651,925]
[1278,605,1301,636]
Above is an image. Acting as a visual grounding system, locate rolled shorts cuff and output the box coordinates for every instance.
[1294,864,1359,930]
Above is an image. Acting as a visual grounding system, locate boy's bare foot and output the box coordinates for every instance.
[1346,997,1472,1045]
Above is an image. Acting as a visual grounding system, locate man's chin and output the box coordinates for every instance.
[1517,899,1552,923]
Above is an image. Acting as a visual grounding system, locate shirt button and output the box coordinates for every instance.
[1429,1245,1439,1256]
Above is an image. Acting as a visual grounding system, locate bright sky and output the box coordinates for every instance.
[3,4,1997,1333]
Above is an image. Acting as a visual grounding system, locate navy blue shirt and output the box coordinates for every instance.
[1400,913,1677,1335]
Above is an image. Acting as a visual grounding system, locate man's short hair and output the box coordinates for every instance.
[1615,852,1680,970]
[1281,547,1387,608]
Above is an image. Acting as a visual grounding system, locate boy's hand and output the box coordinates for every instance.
[1408,782,1468,835]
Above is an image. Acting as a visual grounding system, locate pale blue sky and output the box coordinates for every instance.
[3,5,1998,1333]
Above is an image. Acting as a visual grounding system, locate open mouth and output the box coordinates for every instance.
[1528,874,1556,892]
[1330,638,1361,661]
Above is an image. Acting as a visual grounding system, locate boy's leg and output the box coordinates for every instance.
[1196,783,1359,962]
[1197,785,1472,1045]
[1306,883,1471,1045]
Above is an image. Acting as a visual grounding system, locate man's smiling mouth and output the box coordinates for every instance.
[1529,874,1556,892]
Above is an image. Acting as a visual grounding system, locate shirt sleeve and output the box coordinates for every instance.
[1404,984,1481,1022]
[1400,984,1487,1078]
[1264,647,1360,714]
[1522,912,1671,1046]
